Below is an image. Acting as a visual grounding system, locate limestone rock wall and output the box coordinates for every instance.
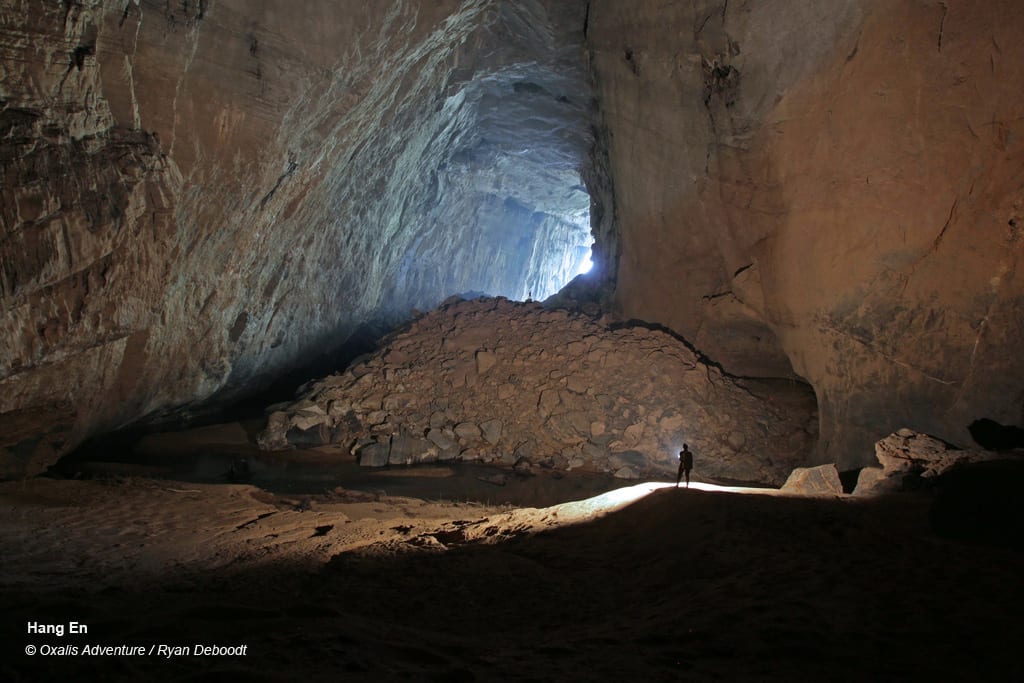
[588,0,1024,468]
[7,0,1021,481]
[259,297,816,485]
[0,0,604,476]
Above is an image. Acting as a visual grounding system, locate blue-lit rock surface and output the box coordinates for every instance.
[0,0,603,476]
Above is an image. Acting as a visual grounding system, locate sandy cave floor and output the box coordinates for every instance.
[2,429,1023,681]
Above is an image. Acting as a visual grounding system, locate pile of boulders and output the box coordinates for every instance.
[852,429,1007,495]
[778,428,1024,498]
[258,297,816,484]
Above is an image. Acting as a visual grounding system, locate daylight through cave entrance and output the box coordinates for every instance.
[576,244,594,275]
[392,1,601,307]
[514,199,595,301]
[6,2,1024,678]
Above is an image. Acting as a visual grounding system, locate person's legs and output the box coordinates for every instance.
[685,468,690,487]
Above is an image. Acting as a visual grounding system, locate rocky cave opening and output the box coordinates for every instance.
[3,1,1024,680]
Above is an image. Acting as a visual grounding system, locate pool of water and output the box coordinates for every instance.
[51,426,643,508]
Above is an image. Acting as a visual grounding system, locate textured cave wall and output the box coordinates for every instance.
[0,0,602,477]
[588,0,1024,469]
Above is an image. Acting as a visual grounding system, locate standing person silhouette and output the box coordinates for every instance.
[676,444,693,488]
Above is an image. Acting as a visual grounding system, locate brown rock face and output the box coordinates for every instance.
[587,0,1024,468]
[4,1,1022,480]
[0,1,602,476]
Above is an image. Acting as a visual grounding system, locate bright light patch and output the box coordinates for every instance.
[557,482,667,522]
[555,480,790,525]
[576,249,593,275]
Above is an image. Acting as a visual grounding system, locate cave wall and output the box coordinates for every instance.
[0,0,600,476]
[588,0,1024,468]
[6,0,1022,478]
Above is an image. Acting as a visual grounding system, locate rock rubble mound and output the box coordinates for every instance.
[259,297,816,485]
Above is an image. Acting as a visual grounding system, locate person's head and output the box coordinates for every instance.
[683,443,689,451]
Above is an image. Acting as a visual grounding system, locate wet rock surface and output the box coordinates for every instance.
[260,297,816,485]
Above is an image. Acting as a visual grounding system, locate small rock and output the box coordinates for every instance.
[610,450,645,469]
[481,419,503,445]
[327,399,352,416]
[454,422,482,441]
[426,428,457,451]
[513,441,534,461]
[623,422,644,445]
[383,392,417,410]
[614,466,639,479]
[566,374,589,393]
[291,410,328,431]
[257,411,292,450]
[566,341,587,355]
[292,400,325,414]
[287,423,329,447]
[513,458,533,474]
[537,388,561,417]
[357,441,391,468]
[726,431,746,451]
[436,444,462,461]
[389,434,437,465]
[476,349,497,374]
[851,467,898,496]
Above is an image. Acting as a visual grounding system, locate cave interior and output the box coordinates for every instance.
[2,0,1024,680]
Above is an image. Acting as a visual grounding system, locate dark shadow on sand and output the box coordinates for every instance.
[4,488,1024,682]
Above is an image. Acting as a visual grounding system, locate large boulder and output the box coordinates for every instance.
[388,435,438,466]
[356,441,391,468]
[853,429,1007,496]
[782,464,843,496]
